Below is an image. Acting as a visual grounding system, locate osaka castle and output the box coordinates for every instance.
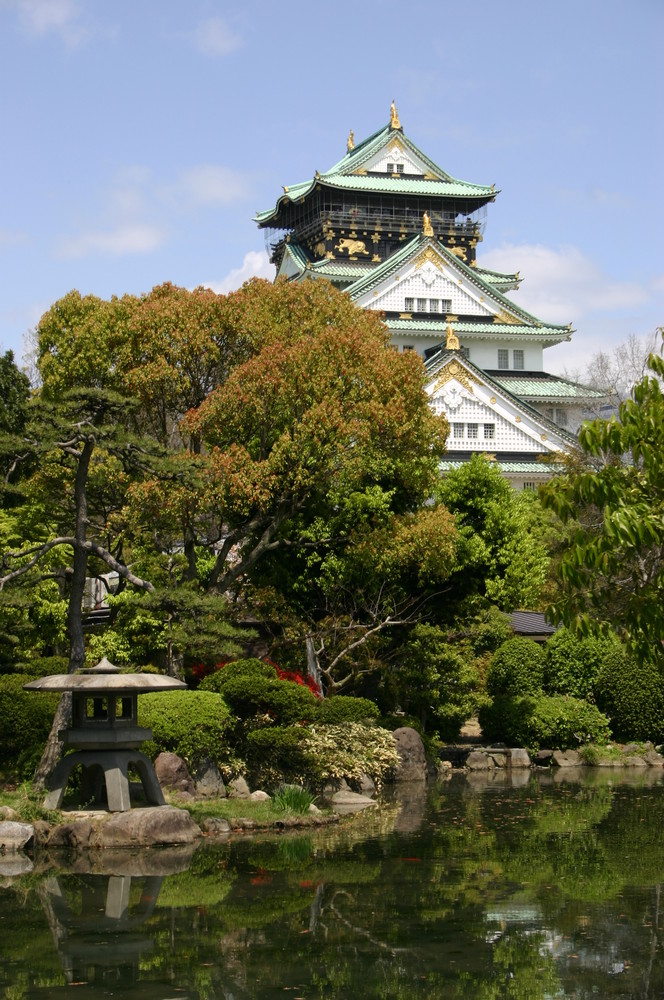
[255,103,602,489]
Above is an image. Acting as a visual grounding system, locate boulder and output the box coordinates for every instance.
[391,727,427,783]
[466,751,494,771]
[0,855,33,877]
[509,749,532,769]
[329,790,377,815]
[354,773,376,797]
[194,759,226,798]
[250,790,271,801]
[228,776,251,799]
[644,750,664,767]
[0,806,19,822]
[533,749,553,767]
[0,821,34,853]
[154,752,195,795]
[552,750,582,768]
[47,821,95,850]
[92,806,201,848]
[201,816,231,836]
[624,755,648,768]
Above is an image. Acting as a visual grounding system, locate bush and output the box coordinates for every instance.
[316,695,380,725]
[301,723,399,789]
[594,648,664,743]
[479,693,611,751]
[201,659,318,725]
[543,628,618,699]
[4,656,69,677]
[138,690,233,769]
[245,725,310,785]
[0,674,59,770]
[486,637,545,697]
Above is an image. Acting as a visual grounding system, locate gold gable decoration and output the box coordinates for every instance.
[347,129,355,152]
[422,212,434,237]
[390,100,401,130]
[493,308,523,325]
[414,246,444,271]
[432,360,479,395]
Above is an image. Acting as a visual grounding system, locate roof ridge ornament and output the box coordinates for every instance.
[390,100,401,131]
[347,129,355,152]
[422,211,434,237]
[446,322,460,351]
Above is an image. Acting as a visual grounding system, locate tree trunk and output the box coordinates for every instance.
[34,438,94,790]
[306,634,324,696]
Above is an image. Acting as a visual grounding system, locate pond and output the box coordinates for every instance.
[2,768,664,998]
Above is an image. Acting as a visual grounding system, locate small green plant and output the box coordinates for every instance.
[272,785,315,814]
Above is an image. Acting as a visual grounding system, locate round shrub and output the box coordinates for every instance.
[316,695,380,725]
[486,637,545,697]
[479,693,611,751]
[0,674,59,769]
[544,628,618,699]
[201,660,318,725]
[245,725,310,785]
[594,648,664,743]
[138,690,233,768]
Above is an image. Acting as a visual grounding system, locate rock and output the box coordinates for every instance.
[391,727,427,783]
[249,790,271,801]
[623,743,642,755]
[488,751,507,768]
[0,806,19,822]
[437,760,453,780]
[329,790,377,815]
[92,806,201,848]
[355,773,376,796]
[0,821,34,853]
[32,821,52,847]
[194,759,226,798]
[509,749,532,769]
[624,755,648,767]
[228,776,251,799]
[154,752,195,795]
[552,750,582,767]
[201,816,231,835]
[47,821,95,849]
[644,750,664,767]
[322,778,351,795]
[466,751,495,771]
[533,749,553,767]
[309,803,322,815]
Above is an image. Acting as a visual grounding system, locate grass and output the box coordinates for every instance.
[173,792,327,829]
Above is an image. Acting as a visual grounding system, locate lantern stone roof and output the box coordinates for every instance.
[256,121,496,227]
[23,657,186,693]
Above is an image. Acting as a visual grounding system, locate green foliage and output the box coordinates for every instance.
[541,341,664,665]
[245,725,309,784]
[389,623,478,738]
[0,674,59,769]
[138,690,233,768]
[594,647,664,742]
[486,637,545,697]
[201,659,318,725]
[315,695,379,725]
[301,723,399,789]
[543,627,618,699]
[272,784,316,814]
[479,693,611,750]
[4,655,68,677]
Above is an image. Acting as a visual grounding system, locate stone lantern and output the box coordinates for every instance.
[24,657,186,812]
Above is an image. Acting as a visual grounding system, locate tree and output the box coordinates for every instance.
[541,339,664,665]
[0,350,31,504]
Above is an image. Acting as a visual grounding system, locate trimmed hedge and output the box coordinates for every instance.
[479,693,611,751]
[316,695,380,725]
[0,674,59,771]
[200,659,318,725]
[138,690,233,768]
[486,637,545,697]
[543,628,617,700]
[594,649,664,743]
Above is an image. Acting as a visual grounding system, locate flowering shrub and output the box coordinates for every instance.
[274,666,322,698]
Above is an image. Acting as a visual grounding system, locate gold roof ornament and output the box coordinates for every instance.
[282,185,289,193]
[422,211,434,237]
[446,322,460,351]
[347,129,355,152]
[390,100,401,130]
[315,170,321,179]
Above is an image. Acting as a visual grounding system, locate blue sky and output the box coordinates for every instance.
[1,0,662,376]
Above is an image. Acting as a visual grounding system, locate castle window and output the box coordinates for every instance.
[513,349,524,370]
[483,423,495,439]
[417,298,427,312]
[396,163,404,174]
[387,163,394,173]
[555,408,568,427]
[467,424,478,439]
[441,299,452,312]
[453,423,464,439]
[429,299,439,312]
[404,297,414,311]
[498,349,509,369]
[403,345,414,352]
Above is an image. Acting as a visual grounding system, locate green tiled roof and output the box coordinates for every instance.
[440,459,561,475]
[282,243,374,280]
[492,374,605,400]
[386,318,567,341]
[473,265,520,287]
[256,121,495,226]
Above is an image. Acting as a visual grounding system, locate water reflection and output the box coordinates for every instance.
[1,771,664,998]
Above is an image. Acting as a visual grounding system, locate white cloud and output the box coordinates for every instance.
[58,223,166,259]
[480,243,649,324]
[193,16,242,57]
[10,0,87,45]
[179,165,250,206]
[206,251,274,294]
